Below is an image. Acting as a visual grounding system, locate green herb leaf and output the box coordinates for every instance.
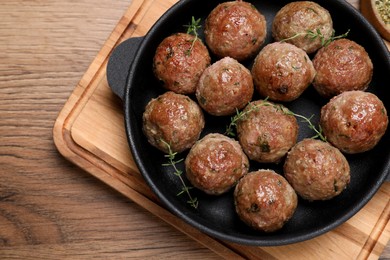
[274,105,327,142]
[183,17,202,56]
[160,139,198,209]
[281,28,350,47]
[225,97,271,137]
[225,97,327,142]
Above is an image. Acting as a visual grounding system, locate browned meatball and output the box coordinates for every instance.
[234,169,298,232]
[272,1,333,54]
[320,91,388,154]
[251,42,316,102]
[284,139,350,201]
[196,57,254,116]
[312,39,373,98]
[185,133,249,195]
[236,100,299,163]
[153,33,211,94]
[142,91,205,153]
[204,1,267,61]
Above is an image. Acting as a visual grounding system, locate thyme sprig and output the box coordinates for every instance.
[225,97,271,137]
[274,105,327,142]
[281,28,350,47]
[160,139,198,209]
[225,98,326,142]
[184,16,202,56]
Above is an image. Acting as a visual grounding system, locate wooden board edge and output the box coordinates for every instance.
[358,184,390,259]
[52,0,147,164]
[371,195,390,259]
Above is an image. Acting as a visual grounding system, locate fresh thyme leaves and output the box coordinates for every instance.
[160,139,199,209]
[326,29,350,45]
[225,97,271,137]
[225,97,326,142]
[184,17,202,56]
[274,105,327,142]
[185,16,202,35]
[281,29,350,47]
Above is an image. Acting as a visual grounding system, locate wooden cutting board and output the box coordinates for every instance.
[53,0,390,258]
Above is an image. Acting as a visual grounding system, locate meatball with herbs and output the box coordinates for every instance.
[185,133,249,195]
[234,169,298,232]
[236,100,299,163]
[272,1,334,54]
[320,91,388,154]
[153,33,211,94]
[204,1,267,61]
[196,57,254,116]
[142,91,205,154]
[284,139,351,201]
[251,42,316,102]
[312,39,373,98]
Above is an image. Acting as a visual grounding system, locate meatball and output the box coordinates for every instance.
[272,1,333,54]
[312,39,373,98]
[236,100,299,163]
[204,1,267,61]
[185,133,249,195]
[142,91,205,153]
[153,33,211,94]
[196,57,254,116]
[284,139,350,201]
[251,42,316,102]
[234,170,298,232]
[320,91,388,154]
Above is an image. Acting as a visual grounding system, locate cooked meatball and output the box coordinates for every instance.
[312,39,373,98]
[153,33,211,94]
[185,133,249,195]
[204,1,267,61]
[234,169,298,232]
[196,57,254,116]
[236,100,299,163]
[320,91,388,154]
[272,1,333,54]
[142,91,205,153]
[251,42,316,102]
[284,139,350,201]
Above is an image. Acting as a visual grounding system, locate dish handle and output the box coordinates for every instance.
[107,37,144,100]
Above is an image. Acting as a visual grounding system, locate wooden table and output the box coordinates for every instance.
[1,0,389,258]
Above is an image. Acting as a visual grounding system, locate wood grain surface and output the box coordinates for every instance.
[1,0,389,259]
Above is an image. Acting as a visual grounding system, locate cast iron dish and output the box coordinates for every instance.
[107,0,390,246]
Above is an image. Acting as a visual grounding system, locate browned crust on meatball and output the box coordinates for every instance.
[205,1,267,61]
[153,33,211,94]
[272,1,333,54]
[234,170,298,232]
[196,57,254,116]
[251,42,316,102]
[237,100,299,163]
[142,91,205,153]
[312,39,373,98]
[320,91,388,154]
[284,139,350,201]
[185,133,249,195]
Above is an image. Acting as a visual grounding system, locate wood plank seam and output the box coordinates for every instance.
[358,198,390,259]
